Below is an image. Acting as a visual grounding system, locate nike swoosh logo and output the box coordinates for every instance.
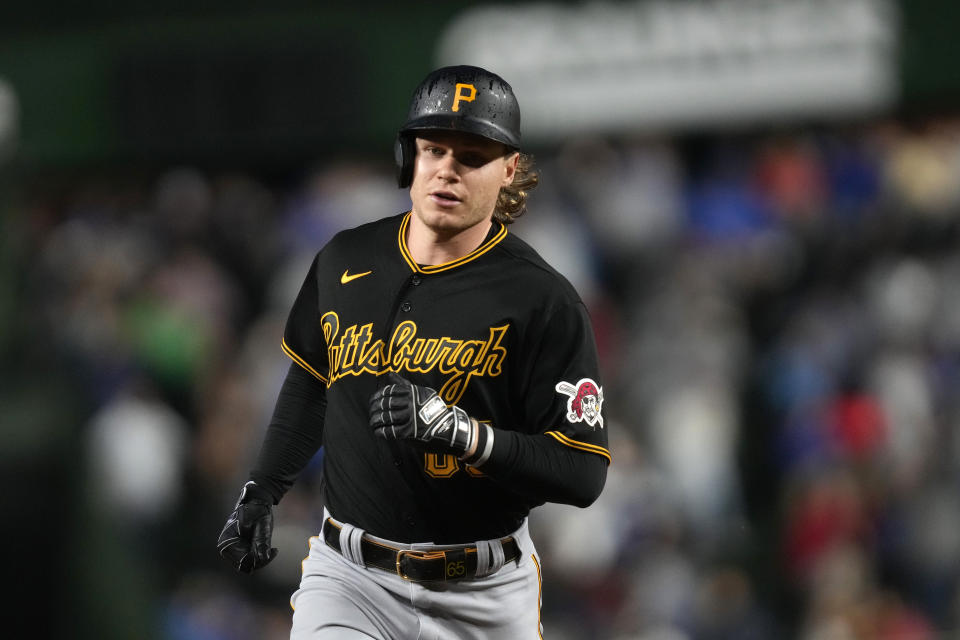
[341,269,372,284]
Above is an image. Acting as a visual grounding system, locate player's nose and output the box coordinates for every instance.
[436,153,460,180]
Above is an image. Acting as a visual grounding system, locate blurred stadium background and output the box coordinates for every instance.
[3,1,960,638]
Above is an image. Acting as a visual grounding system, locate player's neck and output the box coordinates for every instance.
[405,213,493,266]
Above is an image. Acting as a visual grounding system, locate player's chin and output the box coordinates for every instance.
[420,208,472,233]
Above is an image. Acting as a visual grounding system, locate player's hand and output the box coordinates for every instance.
[369,372,478,458]
[217,481,279,574]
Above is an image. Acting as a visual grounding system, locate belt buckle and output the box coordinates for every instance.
[396,549,453,581]
[395,549,424,581]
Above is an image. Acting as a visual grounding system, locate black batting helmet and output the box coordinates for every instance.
[394,65,522,188]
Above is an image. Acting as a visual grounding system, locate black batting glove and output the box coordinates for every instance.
[369,372,481,460]
[217,481,279,574]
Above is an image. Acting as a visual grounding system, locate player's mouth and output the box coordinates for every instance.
[429,190,463,208]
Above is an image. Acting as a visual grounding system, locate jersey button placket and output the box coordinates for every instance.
[402,273,420,312]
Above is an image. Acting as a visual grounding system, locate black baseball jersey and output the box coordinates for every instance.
[280,211,610,542]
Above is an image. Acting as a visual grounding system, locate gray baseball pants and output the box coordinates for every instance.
[289,512,544,639]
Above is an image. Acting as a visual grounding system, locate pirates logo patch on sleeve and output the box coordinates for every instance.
[555,378,604,429]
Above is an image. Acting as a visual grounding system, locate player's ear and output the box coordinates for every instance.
[501,151,519,187]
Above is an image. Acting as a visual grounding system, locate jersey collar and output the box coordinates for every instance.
[397,211,508,274]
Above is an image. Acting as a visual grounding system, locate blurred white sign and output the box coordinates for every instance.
[0,77,19,162]
[437,0,898,138]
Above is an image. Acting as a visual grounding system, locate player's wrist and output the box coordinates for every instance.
[460,420,494,467]
[239,480,274,505]
[458,418,479,458]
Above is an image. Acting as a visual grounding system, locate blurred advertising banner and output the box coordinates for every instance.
[437,0,899,137]
[0,77,18,164]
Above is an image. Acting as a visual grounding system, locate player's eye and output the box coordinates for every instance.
[458,152,488,168]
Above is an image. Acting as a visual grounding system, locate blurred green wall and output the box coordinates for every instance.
[0,4,488,169]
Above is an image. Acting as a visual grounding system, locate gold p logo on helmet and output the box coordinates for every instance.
[452,83,476,112]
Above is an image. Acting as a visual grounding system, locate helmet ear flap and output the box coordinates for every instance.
[395,134,415,188]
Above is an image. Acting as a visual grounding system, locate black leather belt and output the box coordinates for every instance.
[322,518,520,582]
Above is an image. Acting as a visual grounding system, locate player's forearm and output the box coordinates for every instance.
[249,362,327,503]
[477,429,608,508]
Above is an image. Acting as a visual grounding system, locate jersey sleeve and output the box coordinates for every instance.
[281,253,330,384]
[520,300,611,464]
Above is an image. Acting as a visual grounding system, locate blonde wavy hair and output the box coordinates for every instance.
[494,152,539,225]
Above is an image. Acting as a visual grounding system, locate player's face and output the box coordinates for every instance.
[409,132,519,238]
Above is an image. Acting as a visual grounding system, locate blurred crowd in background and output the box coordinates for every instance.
[6,111,960,640]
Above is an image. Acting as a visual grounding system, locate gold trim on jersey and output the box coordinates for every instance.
[544,430,612,464]
[397,211,508,274]
[282,338,330,384]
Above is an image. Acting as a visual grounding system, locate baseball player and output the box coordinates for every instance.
[217,65,611,639]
